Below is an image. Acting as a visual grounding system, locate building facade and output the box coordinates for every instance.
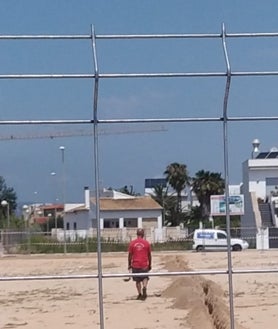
[241,147,278,247]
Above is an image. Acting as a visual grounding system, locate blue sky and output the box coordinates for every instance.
[1,1,278,205]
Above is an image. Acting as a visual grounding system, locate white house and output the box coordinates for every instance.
[63,187,91,231]
[90,189,163,230]
[64,187,163,231]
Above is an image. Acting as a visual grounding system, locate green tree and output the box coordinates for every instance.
[0,176,17,228]
[191,170,225,220]
[164,162,190,225]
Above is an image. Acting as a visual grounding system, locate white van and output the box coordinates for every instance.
[192,229,249,252]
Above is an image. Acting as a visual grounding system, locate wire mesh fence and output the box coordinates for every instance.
[1,25,278,329]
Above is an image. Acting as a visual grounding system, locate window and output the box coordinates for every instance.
[104,220,111,228]
[217,232,227,239]
[73,222,77,230]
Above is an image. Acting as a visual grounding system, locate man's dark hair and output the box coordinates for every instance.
[136,228,144,237]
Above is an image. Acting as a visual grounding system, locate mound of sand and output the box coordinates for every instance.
[161,255,247,329]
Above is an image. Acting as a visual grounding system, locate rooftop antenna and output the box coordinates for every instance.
[252,138,260,159]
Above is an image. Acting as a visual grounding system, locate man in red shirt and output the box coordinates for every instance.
[128,228,152,300]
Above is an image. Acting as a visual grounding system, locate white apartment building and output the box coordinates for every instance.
[241,141,278,247]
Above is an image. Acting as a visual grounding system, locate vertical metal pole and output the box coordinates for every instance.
[47,214,51,233]
[6,202,10,252]
[91,25,105,329]
[7,202,10,229]
[27,214,31,254]
[1,201,10,229]
[221,23,235,329]
[50,172,58,235]
[22,205,29,253]
[60,146,67,254]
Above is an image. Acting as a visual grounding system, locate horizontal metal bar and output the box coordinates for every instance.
[99,71,278,78]
[105,268,278,278]
[1,268,278,282]
[100,71,278,78]
[99,118,222,123]
[233,268,278,274]
[0,274,98,281]
[1,71,278,80]
[234,71,278,76]
[97,33,221,39]
[99,32,278,39]
[101,72,225,78]
[2,116,278,126]
[0,32,278,41]
[226,32,278,38]
[0,35,91,40]
[229,116,278,121]
[0,74,94,79]
[0,72,224,79]
[0,120,92,125]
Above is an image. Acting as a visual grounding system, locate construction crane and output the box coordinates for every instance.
[0,125,167,141]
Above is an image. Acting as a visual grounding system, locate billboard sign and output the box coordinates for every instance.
[210,195,244,216]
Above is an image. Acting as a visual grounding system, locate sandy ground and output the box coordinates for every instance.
[0,249,278,329]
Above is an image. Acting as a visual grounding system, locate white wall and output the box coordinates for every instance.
[54,226,189,243]
[241,157,278,235]
[241,161,260,237]
[247,159,278,200]
[65,211,90,230]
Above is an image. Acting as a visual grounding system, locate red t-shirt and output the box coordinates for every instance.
[128,237,151,269]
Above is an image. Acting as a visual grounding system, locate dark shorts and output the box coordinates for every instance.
[132,268,149,282]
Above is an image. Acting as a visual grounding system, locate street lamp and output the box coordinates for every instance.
[1,200,10,228]
[50,171,58,230]
[59,146,65,204]
[47,213,52,233]
[22,204,31,253]
[50,171,58,205]
[59,146,67,253]
[22,205,29,227]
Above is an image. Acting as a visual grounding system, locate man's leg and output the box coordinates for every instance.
[141,278,148,300]
[136,281,142,299]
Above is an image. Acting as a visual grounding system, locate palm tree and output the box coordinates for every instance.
[151,184,167,225]
[151,184,176,226]
[191,170,225,219]
[164,162,190,225]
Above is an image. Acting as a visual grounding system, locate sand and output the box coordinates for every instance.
[0,249,277,329]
